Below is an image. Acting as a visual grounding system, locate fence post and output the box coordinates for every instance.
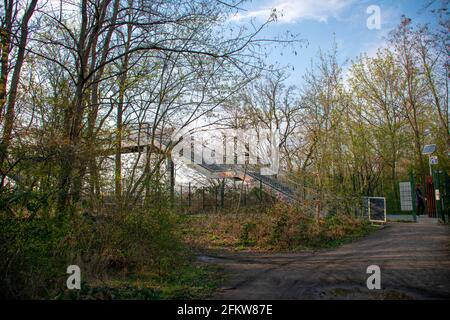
[169,156,175,206]
[202,188,205,212]
[409,170,417,222]
[220,179,225,208]
[433,170,444,222]
[215,185,218,213]
[180,185,183,209]
[188,182,191,208]
[260,180,263,203]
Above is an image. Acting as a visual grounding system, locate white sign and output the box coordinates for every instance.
[430,156,438,165]
[435,189,440,201]
[399,182,413,211]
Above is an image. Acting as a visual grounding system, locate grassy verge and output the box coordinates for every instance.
[60,263,223,300]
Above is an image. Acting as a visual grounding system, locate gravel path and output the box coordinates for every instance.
[206,219,450,299]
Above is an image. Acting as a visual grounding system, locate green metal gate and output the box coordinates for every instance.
[432,170,450,222]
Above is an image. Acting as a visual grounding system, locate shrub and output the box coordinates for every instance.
[183,202,373,251]
[0,214,80,298]
[239,222,257,246]
[0,191,185,298]
[107,206,185,276]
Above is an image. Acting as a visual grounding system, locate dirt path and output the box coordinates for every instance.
[204,219,450,299]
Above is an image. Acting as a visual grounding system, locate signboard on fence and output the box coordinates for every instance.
[399,182,413,211]
[368,197,386,223]
[429,156,438,165]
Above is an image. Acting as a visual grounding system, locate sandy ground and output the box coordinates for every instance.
[203,218,450,300]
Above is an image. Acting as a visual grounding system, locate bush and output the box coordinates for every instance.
[265,202,319,249]
[0,192,185,299]
[239,222,257,246]
[183,202,373,251]
[106,206,185,276]
[264,203,371,249]
[0,215,80,298]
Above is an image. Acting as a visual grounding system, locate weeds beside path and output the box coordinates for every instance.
[182,204,375,253]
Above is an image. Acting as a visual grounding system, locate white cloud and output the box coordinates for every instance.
[230,0,355,23]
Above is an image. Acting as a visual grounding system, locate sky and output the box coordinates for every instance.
[229,0,444,85]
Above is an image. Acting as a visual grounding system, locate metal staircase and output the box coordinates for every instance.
[193,159,297,201]
[245,170,296,201]
[117,123,299,202]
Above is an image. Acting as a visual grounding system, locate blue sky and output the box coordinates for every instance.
[230,0,443,85]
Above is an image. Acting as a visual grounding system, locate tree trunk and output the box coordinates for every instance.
[0,0,38,178]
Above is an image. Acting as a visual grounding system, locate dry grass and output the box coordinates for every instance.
[181,203,374,252]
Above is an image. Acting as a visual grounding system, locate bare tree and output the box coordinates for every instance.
[0,0,38,182]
